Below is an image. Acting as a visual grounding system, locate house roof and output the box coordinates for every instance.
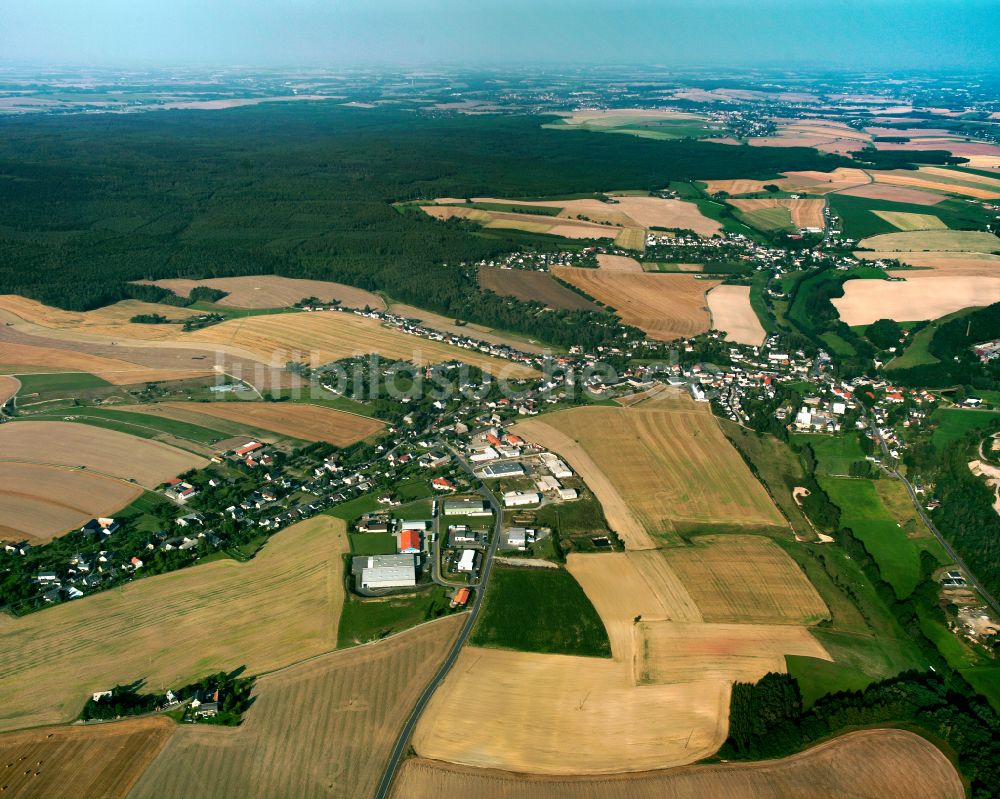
[399,529,421,551]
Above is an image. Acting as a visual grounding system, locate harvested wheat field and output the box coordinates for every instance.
[614,227,647,251]
[515,403,785,544]
[413,646,730,774]
[393,729,963,799]
[135,275,386,310]
[0,463,141,543]
[189,309,536,377]
[664,535,829,625]
[596,254,644,272]
[566,552,702,660]
[858,229,1000,253]
[855,251,1000,276]
[0,341,210,384]
[0,421,205,487]
[836,182,945,205]
[477,266,600,311]
[872,170,1000,200]
[129,616,463,799]
[729,198,825,229]
[0,515,348,731]
[707,285,766,345]
[421,205,615,240]
[635,621,829,685]
[701,178,774,195]
[779,167,871,193]
[551,267,718,341]
[832,276,1000,325]
[0,375,17,405]
[160,402,382,446]
[0,716,175,799]
[872,211,947,230]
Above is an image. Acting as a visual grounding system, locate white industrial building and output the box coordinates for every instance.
[506,527,527,548]
[482,461,526,478]
[557,488,578,500]
[443,498,491,516]
[457,549,478,573]
[536,475,560,492]
[503,491,540,507]
[469,447,499,463]
[540,453,572,479]
[358,554,417,589]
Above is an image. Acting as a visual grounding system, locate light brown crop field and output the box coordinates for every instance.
[514,402,785,544]
[413,646,730,774]
[0,716,175,799]
[392,729,964,799]
[477,266,600,311]
[872,211,947,231]
[596,254,643,272]
[613,226,647,250]
[0,463,141,543]
[421,205,615,240]
[701,178,773,195]
[0,341,210,384]
[188,309,537,377]
[0,515,348,731]
[859,229,1000,252]
[707,285,766,345]
[832,275,1000,324]
[635,621,829,684]
[566,552,702,660]
[551,267,718,341]
[135,275,386,310]
[0,421,205,488]
[159,401,383,446]
[664,535,830,625]
[0,375,17,405]
[872,170,1000,199]
[835,182,945,205]
[779,167,871,193]
[128,616,463,799]
[856,250,1000,276]
[729,198,825,229]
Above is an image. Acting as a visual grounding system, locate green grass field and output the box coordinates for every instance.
[819,331,856,357]
[887,307,978,371]
[532,494,612,554]
[828,194,993,240]
[748,269,777,333]
[786,654,880,707]
[349,532,397,555]
[325,493,384,522]
[804,627,927,699]
[24,406,230,445]
[931,408,1000,449]
[470,565,611,657]
[960,667,1000,713]
[336,579,453,648]
[736,205,794,232]
[14,372,111,394]
[794,433,865,477]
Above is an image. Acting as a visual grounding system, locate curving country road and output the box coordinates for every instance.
[373,443,505,799]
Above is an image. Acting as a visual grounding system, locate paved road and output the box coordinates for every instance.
[862,407,1000,618]
[373,444,505,799]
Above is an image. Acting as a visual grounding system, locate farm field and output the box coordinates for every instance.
[412,646,731,774]
[0,375,17,405]
[129,616,463,799]
[513,401,786,545]
[858,229,1000,252]
[0,515,348,731]
[0,716,175,799]
[702,167,869,197]
[477,266,600,311]
[836,182,945,205]
[832,275,1000,325]
[931,408,1000,448]
[872,210,947,230]
[856,251,1000,277]
[187,309,537,377]
[550,267,718,341]
[635,621,829,685]
[136,275,386,310]
[707,285,766,345]
[470,566,611,657]
[542,108,724,144]
[614,226,647,250]
[158,401,383,446]
[663,535,830,625]
[729,198,825,230]
[393,729,963,799]
[871,169,1000,200]
[0,421,206,487]
[420,204,615,239]
[596,253,643,272]
[0,463,142,543]
[744,119,872,155]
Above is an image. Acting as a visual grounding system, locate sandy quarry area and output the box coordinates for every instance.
[832,275,1000,325]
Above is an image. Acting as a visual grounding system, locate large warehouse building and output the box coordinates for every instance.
[355,554,418,589]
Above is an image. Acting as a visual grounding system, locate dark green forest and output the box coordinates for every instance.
[0,104,845,346]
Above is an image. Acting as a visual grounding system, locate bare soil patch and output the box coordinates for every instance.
[477,266,599,311]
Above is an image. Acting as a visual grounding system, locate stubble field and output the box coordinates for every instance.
[0,515,348,731]
[0,341,210,384]
[0,421,206,487]
[0,375,17,405]
[477,266,601,311]
[551,267,718,341]
[0,463,142,543]
[729,198,825,229]
[707,285,766,345]
[158,401,383,446]
[136,275,386,310]
[392,729,964,799]
[0,716,175,799]
[128,616,464,799]
[856,251,1000,276]
[872,211,947,231]
[858,229,1000,252]
[832,276,1000,324]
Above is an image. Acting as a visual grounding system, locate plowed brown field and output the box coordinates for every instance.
[478,266,600,311]
[128,616,464,799]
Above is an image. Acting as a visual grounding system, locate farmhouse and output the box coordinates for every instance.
[80,517,120,537]
[444,498,491,516]
[482,461,526,478]
[432,477,457,491]
[164,479,198,503]
[503,491,540,508]
[357,554,418,589]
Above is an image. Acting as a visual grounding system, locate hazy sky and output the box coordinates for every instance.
[1,0,997,70]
